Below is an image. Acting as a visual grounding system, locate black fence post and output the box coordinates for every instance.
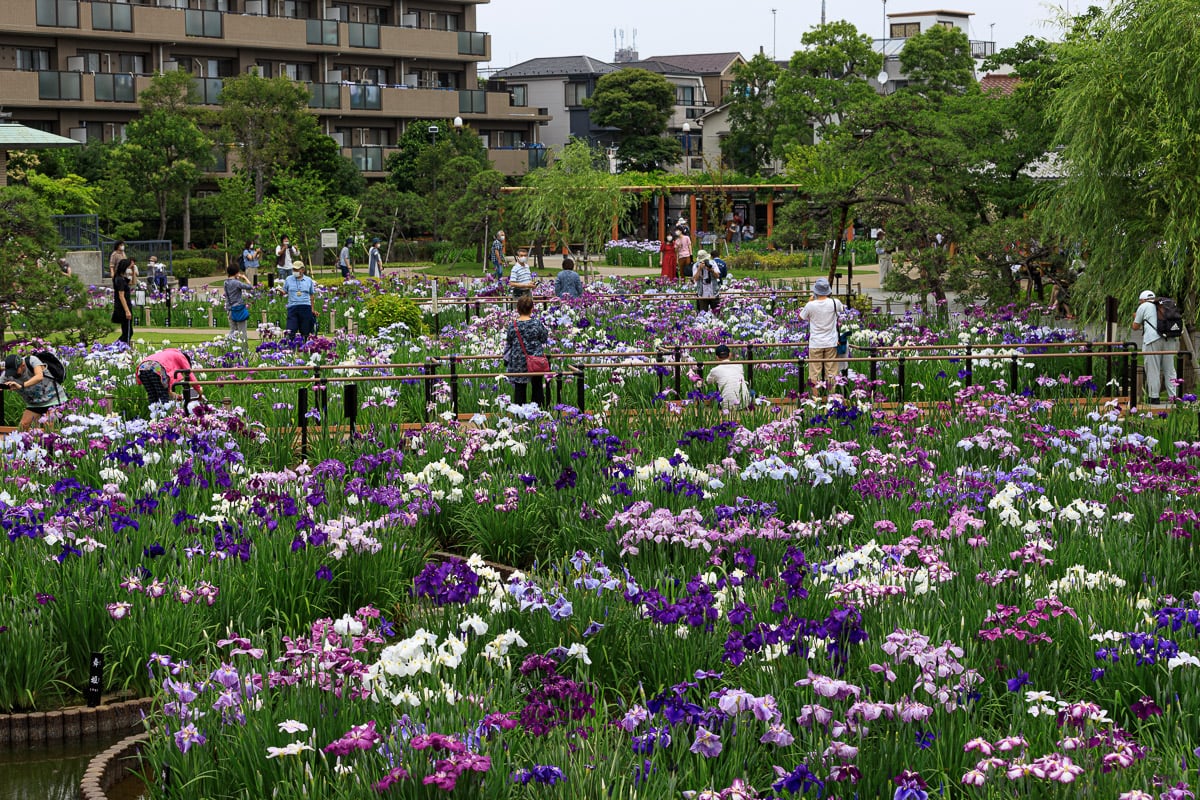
[898,356,907,404]
[965,344,973,387]
[1084,342,1093,387]
[449,355,459,418]
[798,358,805,397]
[869,347,878,384]
[1128,343,1140,407]
[343,382,359,435]
[655,349,665,395]
[1009,354,1019,394]
[298,386,309,460]
[575,366,585,412]
[674,345,683,397]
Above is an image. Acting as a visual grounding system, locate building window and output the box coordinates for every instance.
[350,146,383,171]
[15,48,52,71]
[565,82,588,107]
[685,107,703,119]
[120,54,146,74]
[81,121,127,142]
[39,71,82,100]
[184,9,222,37]
[36,0,79,27]
[193,77,223,104]
[281,63,315,81]
[435,70,461,89]
[509,84,526,107]
[94,73,136,102]
[309,83,340,108]
[348,22,380,48]
[306,19,338,45]
[676,85,696,106]
[494,130,522,148]
[889,22,919,38]
[92,2,133,31]
[936,20,956,29]
[414,9,459,30]
[281,1,311,18]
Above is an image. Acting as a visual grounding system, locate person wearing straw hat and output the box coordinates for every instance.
[799,277,845,395]
[706,344,750,408]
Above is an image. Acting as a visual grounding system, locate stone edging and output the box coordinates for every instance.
[0,697,153,749]
[80,731,151,800]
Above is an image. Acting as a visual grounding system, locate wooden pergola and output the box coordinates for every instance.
[499,183,805,242]
[0,121,80,187]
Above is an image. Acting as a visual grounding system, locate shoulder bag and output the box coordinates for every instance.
[513,322,550,374]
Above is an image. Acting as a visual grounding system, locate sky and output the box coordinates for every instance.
[477,0,1081,72]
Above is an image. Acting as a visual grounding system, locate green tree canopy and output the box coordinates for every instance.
[720,53,781,176]
[386,119,489,194]
[218,71,318,203]
[1045,0,1200,322]
[586,69,681,172]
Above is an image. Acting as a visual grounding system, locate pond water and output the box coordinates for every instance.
[0,732,146,800]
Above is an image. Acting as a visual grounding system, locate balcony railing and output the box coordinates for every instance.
[348,84,381,110]
[309,83,341,109]
[348,22,380,48]
[349,146,384,172]
[94,73,136,102]
[92,1,132,31]
[185,8,222,37]
[457,31,487,56]
[193,77,223,105]
[458,89,486,114]
[873,36,995,60]
[39,71,82,101]
[306,19,338,46]
[36,0,78,27]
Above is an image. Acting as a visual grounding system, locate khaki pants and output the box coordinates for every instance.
[808,346,839,390]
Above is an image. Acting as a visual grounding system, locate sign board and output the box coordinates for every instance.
[85,651,104,707]
[320,228,339,249]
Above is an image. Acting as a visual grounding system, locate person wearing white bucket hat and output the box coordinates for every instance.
[800,277,845,395]
[694,249,721,313]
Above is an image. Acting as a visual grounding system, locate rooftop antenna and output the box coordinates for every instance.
[821,0,826,26]
[882,0,887,39]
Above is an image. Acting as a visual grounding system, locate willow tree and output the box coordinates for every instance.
[510,140,638,264]
[1046,0,1200,323]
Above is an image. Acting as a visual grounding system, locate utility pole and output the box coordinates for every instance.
[821,0,826,26]
[771,8,777,59]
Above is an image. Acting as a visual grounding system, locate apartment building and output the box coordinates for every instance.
[0,0,548,177]
[872,9,994,91]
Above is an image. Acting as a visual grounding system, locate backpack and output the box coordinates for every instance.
[28,351,66,384]
[237,253,247,271]
[712,258,729,281]
[1152,298,1185,339]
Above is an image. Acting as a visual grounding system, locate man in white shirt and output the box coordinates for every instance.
[799,277,844,394]
[509,247,534,298]
[706,344,750,408]
[1131,289,1178,405]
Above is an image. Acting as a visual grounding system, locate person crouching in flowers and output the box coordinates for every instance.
[705,344,750,409]
[503,293,548,408]
[2,353,68,430]
[135,348,203,414]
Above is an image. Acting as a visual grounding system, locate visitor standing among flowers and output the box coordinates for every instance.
[660,233,677,281]
[283,261,317,343]
[111,258,134,345]
[675,227,694,280]
[224,263,254,343]
[800,277,844,394]
[503,293,548,408]
[509,247,534,298]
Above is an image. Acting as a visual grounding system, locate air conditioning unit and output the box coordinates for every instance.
[400,13,417,27]
[326,69,342,82]
[329,131,344,146]
[162,59,179,72]
[403,74,419,87]
[69,127,88,143]
[244,0,264,13]
[67,56,85,72]
[324,7,341,20]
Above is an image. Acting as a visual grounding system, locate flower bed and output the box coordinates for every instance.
[2,279,1198,799]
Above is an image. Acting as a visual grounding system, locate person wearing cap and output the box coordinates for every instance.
[706,344,751,408]
[134,348,203,413]
[283,260,317,342]
[2,353,68,430]
[799,277,846,395]
[1132,289,1178,405]
[694,249,721,313]
[367,238,383,280]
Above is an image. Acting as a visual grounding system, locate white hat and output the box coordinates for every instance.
[1139,290,1155,301]
[696,249,711,262]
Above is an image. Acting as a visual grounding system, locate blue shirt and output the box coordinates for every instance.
[283,274,315,308]
[554,269,583,298]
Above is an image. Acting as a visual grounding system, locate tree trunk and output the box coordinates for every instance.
[157,195,169,241]
[254,168,266,205]
[182,191,192,249]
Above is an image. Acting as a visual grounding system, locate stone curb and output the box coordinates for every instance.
[80,731,151,800]
[0,698,152,750]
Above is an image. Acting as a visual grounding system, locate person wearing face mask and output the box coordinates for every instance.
[283,261,317,343]
[275,235,299,282]
[490,230,507,280]
[242,239,262,283]
[509,247,534,298]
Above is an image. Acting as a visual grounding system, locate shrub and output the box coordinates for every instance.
[604,239,659,267]
[363,294,424,337]
[727,251,810,271]
[430,242,476,265]
[169,257,222,280]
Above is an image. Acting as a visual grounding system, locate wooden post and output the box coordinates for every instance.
[658,195,667,242]
[207,306,214,327]
[689,194,697,236]
[641,198,649,238]
[612,216,619,243]
[766,192,775,240]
